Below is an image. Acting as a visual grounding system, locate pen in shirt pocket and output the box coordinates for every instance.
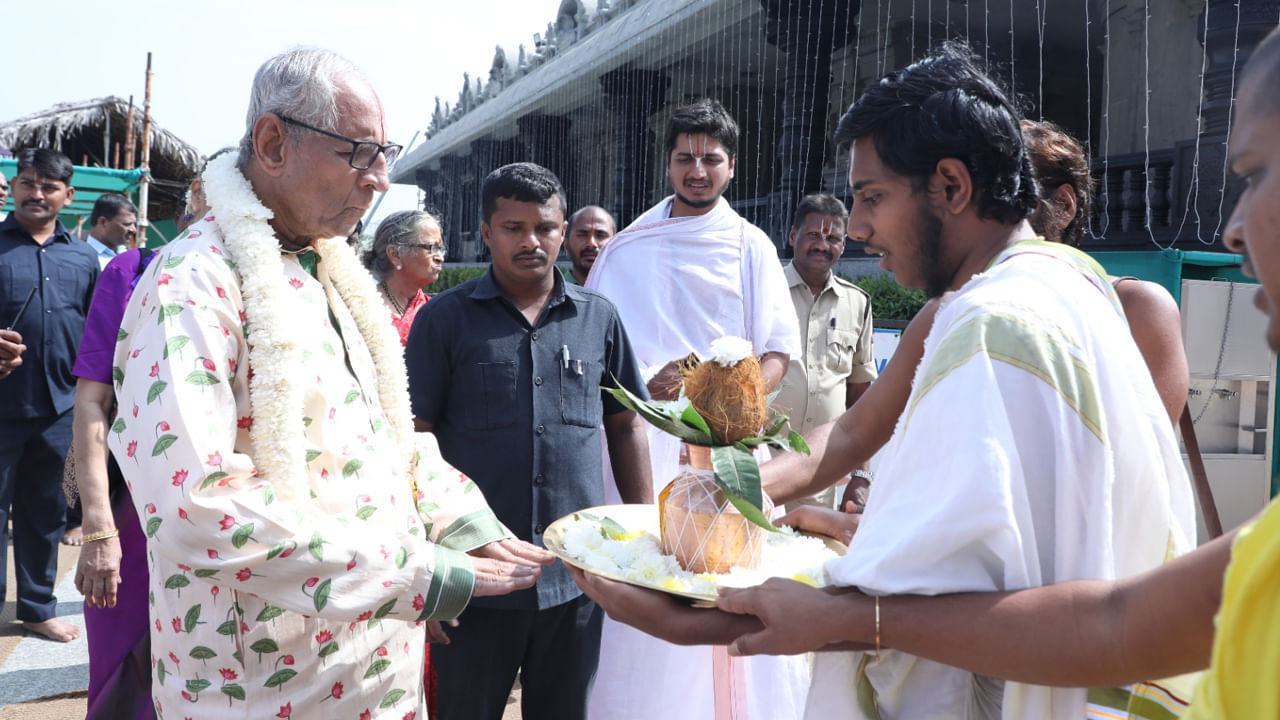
[829,316,836,329]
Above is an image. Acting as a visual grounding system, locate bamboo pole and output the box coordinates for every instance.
[103,107,111,168]
[124,96,136,171]
[136,53,153,249]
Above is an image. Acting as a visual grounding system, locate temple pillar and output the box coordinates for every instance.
[759,0,861,254]
[599,66,669,227]
[436,155,468,259]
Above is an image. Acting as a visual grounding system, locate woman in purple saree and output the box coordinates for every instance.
[71,246,157,720]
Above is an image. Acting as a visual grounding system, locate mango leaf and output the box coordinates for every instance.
[152,434,179,456]
[343,389,360,404]
[603,383,713,445]
[379,689,407,709]
[304,449,322,463]
[186,678,212,693]
[710,445,764,511]
[189,645,217,660]
[147,380,168,404]
[221,683,245,701]
[194,569,219,579]
[341,459,363,478]
[599,516,629,540]
[117,327,129,342]
[355,505,377,520]
[712,477,780,533]
[394,546,408,569]
[313,579,331,612]
[261,485,275,505]
[318,641,339,658]
[364,659,391,678]
[679,404,715,441]
[163,336,189,359]
[156,658,168,685]
[264,669,297,689]
[145,517,163,537]
[266,541,287,560]
[186,371,219,386]
[110,417,126,434]
[163,255,185,269]
[231,523,254,549]
[184,604,202,632]
[216,620,236,636]
[787,430,810,454]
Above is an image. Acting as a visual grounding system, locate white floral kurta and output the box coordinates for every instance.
[109,215,508,719]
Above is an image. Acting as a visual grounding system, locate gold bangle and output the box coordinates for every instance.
[874,595,881,657]
[82,529,120,543]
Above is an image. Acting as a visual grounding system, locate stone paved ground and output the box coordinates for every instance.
[0,539,522,719]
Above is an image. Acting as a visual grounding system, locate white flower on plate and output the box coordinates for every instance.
[707,336,753,366]
[597,539,636,567]
[562,523,599,558]
[583,551,620,576]
[627,549,673,583]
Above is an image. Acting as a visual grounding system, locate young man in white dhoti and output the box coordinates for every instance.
[585,99,807,720]
[109,49,551,719]
[574,45,1196,720]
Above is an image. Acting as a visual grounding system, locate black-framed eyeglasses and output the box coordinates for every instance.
[402,242,445,257]
[278,115,403,170]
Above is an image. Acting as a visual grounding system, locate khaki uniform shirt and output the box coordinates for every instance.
[776,263,877,508]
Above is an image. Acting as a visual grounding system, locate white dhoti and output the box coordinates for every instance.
[587,196,806,720]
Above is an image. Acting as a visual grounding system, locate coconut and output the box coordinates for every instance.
[682,354,768,444]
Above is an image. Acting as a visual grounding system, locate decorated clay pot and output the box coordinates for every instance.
[658,444,771,574]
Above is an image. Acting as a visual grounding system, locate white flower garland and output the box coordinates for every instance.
[201,153,415,500]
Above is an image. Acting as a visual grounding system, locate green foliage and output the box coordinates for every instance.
[423,266,488,294]
[843,273,927,322]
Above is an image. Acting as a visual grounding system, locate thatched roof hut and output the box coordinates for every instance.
[0,96,204,221]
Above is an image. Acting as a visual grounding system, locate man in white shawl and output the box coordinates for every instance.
[585,99,807,720]
[574,46,1195,720]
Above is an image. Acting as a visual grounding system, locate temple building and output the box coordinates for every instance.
[391,0,1280,262]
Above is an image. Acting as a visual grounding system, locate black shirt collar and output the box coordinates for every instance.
[0,214,75,244]
[470,266,573,309]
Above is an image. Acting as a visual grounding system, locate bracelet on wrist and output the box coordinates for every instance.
[82,529,120,543]
[851,468,873,482]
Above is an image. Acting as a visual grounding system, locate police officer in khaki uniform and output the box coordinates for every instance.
[774,193,876,511]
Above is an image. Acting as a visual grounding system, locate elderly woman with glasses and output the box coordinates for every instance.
[360,209,445,345]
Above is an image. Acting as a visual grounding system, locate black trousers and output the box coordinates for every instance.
[433,594,603,720]
[0,412,72,622]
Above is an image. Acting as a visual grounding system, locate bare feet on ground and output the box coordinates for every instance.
[22,618,80,642]
[60,527,83,546]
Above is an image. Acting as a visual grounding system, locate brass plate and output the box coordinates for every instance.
[545,504,846,607]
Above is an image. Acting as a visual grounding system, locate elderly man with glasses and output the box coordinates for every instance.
[109,48,552,718]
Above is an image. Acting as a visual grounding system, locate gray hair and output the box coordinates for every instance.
[361,210,443,280]
[237,48,366,170]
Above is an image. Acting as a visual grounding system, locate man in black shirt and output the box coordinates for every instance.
[0,148,99,642]
[407,163,651,720]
